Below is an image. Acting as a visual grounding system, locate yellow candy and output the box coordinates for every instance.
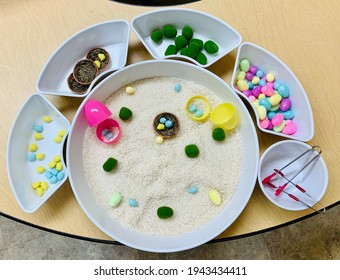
[94,60,101,68]
[258,93,266,100]
[56,162,63,171]
[266,73,275,82]
[98,53,106,61]
[157,123,165,130]
[48,161,56,168]
[36,166,45,174]
[36,153,45,161]
[252,76,260,85]
[43,116,52,123]
[54,136,62,143]
[273,120,286,132]
[34,133,43,141]
[155,136,164,144]
[268,94,282,106]
[209,189,222,206]
[58,129,66,137]
[252,99,259,108]
[32,182,40,189]
[54,155,61,162]
[35,187,44,197]
[236,80,249,91]
[236,71,246,81]
[256,105,267,120]
[29,143,38,152]
[40,182,48,191]
[125,86,135,95]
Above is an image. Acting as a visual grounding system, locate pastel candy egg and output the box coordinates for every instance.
[109,192,122,207]
[256,105,267,120]
[248,95,256,102]
[189,104,197,113]
[56,162,63,171]
[256,70,264,78]
[267,121,274,130]
[249,65,257,74]
[269,104,280,112]
[159,117,167,123]
[259,98,271,111]
[31,182,40,189]
[258,78,266,86]
[51,168,58,176]
[245,72,254,81]
[174,83,181,92]
[165,120,173,128]
[188,185,198,194]
[157,123,165,130]
[243,90,251,97]
[261,85,274,96]
[45,171,53,179]
[247,81,254,90]
[36,166,45,174]
[128,199,138,207]
[273,120,286,132]
[239,59,250,72]
[266,73,275,82]
[251,86,261,98]
[236,80,249,91]
[260,117,270,129]
[273,81,281,90]
[195,109,204,118]
[280,98,292,112]
[33,125,43,133]
[28,153,36,162]
[125,86,135,95]
[209,189,222,206]
[155,136,164,144]
[282,121,297,135]
[29,143,38,152]
[277,84,290,97]
[283,110,295,120]
[54,155,61,162]
[236,72,246,81]
[54,136,62,143]
[57,171,64,181]
[252,76,260,85]
[58,129,66,137]
[253,99,259,108]
[271,113,284,126]
[267,111,277,120]
[269,94,282,106]
[258,93,266,99]
[48,161,56,168]
[36,153,45,161]
[35,187,44,197]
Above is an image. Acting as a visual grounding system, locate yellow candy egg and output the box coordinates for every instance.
[48,161,56,168]
[125,86,135,95]
[209,189,222,206]
[34,133,43,141]
[54,136,62,143]
[35,187,44,197]
[258,93,266,100]
[155,136,164,144]
[40,182,48,191]
[157,123,165,131]
[94,60,101,68]
[29,143,38,152]
[36,153,45,161]
[256,105,267,120]
[236,80,249,91]
[54,155,61,162]
[36,166,45,174]
[43,116,53,123]
[31,181,40,189]
[56,162,63,171]
[266,73,275,82]
[269,94,282,106]
[58,129,66,137]
[252,99,259,108]
[98,53,106,61]
[252,76,260,85]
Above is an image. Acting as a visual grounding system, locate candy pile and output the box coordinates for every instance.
[235,59,297,135]
[150,24,219,65]
[45,155,65,184]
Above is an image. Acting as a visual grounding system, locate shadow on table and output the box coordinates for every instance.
[109,0,200,6]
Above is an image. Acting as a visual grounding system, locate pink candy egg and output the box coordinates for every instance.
[271,113,284,126]
[260,117,270,129]
[282,121,297,135]
[261,85,274,96]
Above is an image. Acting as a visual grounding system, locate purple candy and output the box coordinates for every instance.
[280,98,292,112]
[249,65,257,75]
[252,86,261,98]
[267,120,274,130]
[243,90,251,97]
[245,72,254,81]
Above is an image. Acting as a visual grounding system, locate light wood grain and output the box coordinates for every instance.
[0,0,339,242]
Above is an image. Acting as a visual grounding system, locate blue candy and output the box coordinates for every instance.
[101,128,109,136]
[259,98,271,111]
[128,199,138,207]
[189,105,197,113]
[165,120,173,128]
[188,185,198,194]
[267,111,277,120]
[159,117,167,124]
[247,81,254,90]
[174,83,181,92]
[273,81,281,90]
[57,171,64,181]
[283,110,295,120]
[49,175,58,184]
[195,109,203,117]
[32,125,43,133]
[256,70,264,78]
[51,168,58,176]
[278,84,290,98]
[105,132,114,140]
[45,171,53,179]
[28,153,36,162]
[259,78,267,86]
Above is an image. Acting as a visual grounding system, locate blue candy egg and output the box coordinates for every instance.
[174,83,181,92]
[101,128,109,136]
[195,109,204,117]
[57,171,65,181]
[267,111,277,120]
[259,98,271,111]
[165,120,173,128]
[128,199,138,207]
[49,175,58,184]
[256,70,264,78]
[33,125,43,133]
[28,153,36,162]
[160,117,167,124]
[283,110,295,120]
[259,78,267,86]
[45,171,53,179]
[273,81,281,90]
[278,84,290,98]
[188,185,198,194]
[189,105,197,113]
[247,81,254,90]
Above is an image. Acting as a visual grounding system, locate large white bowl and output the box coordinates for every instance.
[7,94,70,213]
[67,60,259,252]
[36,20,130,97]
[258,140,328,211]
[131,8,242,68]
[231,42,314,142]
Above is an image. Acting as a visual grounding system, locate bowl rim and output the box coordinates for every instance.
[231,41,315,142]
[66,59,259,252]
[131,7,242,68]
[36,19,130,98]
[258,140,328,211]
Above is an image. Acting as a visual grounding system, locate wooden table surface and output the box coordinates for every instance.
[0,0,339,243]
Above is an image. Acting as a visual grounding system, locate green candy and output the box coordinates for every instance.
[103,157,118,172]
[174,35,188,50]
[119,107,133,121]
[109,191,121,207]
[195,52,207,65]
[180,47,189,56]
[185,144,199,158]
[239,58,250,72]
[151,29,163,43]
[212,127,226,141]
[189,38,203,50]
[157,206,173,219]
[187,42,199,58]
[182,25,193,40]
[204,40,219,54]
[164,44,178,56]
[162,24,177,38]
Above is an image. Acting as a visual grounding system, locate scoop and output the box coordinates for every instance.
[210,103,238,130]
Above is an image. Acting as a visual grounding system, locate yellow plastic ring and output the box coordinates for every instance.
[185,95,211,122]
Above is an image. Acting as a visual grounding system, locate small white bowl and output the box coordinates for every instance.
[258,140,328,211]
[36,20,130,97]
[6,93,70,213]
[231,42,314,142]
[131,8,242,68]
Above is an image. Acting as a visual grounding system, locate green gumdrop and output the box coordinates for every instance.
[204,40,219,54]
[180,47,189,56]
[185,144,199,158]
[189,38,203,50]
[195,52,207,65]
[157,206,174,219]
[162,24,177,38]
[212,127,226,141]
[182,25,193,40]
[174,35,188,50]
[164,44,178,56]
[119,107,133,120]
[151,29,163,43]
[187,42,199,58]
[103,157,118,172]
